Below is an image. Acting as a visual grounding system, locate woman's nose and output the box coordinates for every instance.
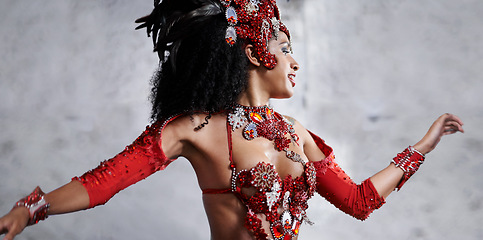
[291,58,300,71]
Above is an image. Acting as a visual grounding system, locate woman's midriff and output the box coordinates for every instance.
[202,193,302,240]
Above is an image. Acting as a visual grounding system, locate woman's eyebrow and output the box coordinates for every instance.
[279,41,290,47]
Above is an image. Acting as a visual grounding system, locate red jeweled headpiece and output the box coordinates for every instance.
[222,0,290,69]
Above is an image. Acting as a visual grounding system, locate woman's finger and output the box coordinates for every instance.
[0,220,9,236]
[444,121,464,133]
[2,224,21,240]
[442,125,461,135]
[442,113,464,126]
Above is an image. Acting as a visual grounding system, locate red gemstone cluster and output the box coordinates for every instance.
[221,0,290,69]
[250,162,280,191]
[228,105,302,164]
[234,162,316,240]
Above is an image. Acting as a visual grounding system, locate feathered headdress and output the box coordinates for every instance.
[136,0,289,69]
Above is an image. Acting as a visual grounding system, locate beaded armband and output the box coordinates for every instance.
[13,186,50,225]
[392,146,425,191]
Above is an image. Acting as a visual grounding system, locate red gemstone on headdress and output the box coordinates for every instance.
[226,37,236,45]
[225,26,237,46]
[227,16,236,25]
[223,0,289,69]
[226,7,238,25]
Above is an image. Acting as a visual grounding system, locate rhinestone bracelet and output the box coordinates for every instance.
[391,146,425,191]
[13,186,50,225]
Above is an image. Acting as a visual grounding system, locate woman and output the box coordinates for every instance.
[0,0,464,239]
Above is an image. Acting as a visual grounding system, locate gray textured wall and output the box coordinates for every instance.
[1,0,482,239]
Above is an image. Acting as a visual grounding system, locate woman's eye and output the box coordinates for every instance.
[282,48,291,55]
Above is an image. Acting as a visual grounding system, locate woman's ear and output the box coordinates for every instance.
[244,44,261,67]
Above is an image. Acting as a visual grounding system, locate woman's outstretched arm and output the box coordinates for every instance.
[45,180,90,215]
[370,113,464,198]
[300,113,464,220]
[0,117,187,240]
[0,181,89,240]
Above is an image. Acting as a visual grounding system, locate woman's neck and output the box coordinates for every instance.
[237,89,270,107]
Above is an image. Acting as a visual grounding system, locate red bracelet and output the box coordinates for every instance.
[13,186,50,225]
[391,146,425,191]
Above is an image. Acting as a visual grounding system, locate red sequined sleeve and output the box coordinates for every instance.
[73,119,177,209]
[309,131,385,221]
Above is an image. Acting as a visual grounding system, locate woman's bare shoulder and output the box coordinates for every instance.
[161,112,224,138]
[283,115,326,161]
[282,115,309,141]
[161,112,228,158]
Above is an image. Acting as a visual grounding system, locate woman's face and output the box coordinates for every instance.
[259,32,300,99]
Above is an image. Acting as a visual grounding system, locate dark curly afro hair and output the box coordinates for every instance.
[136,0,249,122]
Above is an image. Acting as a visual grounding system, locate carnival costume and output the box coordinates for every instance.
[69,105,423,239]
[15,108,425,238]
[12,0,426,238]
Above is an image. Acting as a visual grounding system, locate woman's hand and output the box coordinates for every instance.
[0,207,29,240]
[413,113,464,155]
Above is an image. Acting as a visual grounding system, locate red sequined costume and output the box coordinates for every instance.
[73,112,385,239]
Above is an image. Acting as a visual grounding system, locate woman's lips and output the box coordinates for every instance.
[288,74,296,87]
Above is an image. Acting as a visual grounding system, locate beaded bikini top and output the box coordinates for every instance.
[204,105,317,240]
[231,161,317,240]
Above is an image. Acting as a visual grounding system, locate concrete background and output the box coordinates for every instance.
[0,0,481,239]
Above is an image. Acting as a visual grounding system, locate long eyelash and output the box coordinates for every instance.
[281,41,293,55]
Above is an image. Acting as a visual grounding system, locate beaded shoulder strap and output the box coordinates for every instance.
[227,118,236,169]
